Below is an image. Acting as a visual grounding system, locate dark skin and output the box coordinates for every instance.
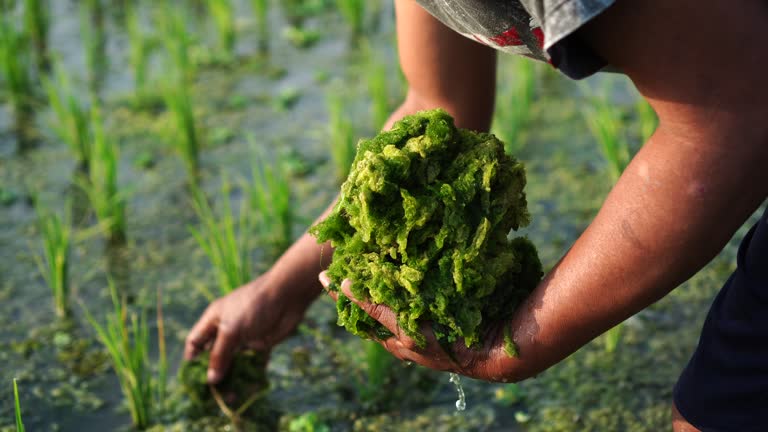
[188,1,768,430]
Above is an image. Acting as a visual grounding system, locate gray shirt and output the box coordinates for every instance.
[415,0,616,79]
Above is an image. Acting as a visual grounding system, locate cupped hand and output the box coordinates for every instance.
[318,271,507,380]
[184,272,305,384]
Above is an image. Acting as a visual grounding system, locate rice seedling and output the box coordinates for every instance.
[251,0,269,52]
[43,62,91,168]
[367,56,390,130]
[83,281,167,430]
[157,4,193,82]
[0,15,34,129]
[206,0,237,59]
[13,379,25,432]
[126,4,151,99]
[492,57,536,155]
[32,200,72,318]
[334,0,365,37]
[163,79,200,182]
[80,0,107,97]
[583,89,630,183]
[604,324,623,353]
[245,141,295,255]
[78,107,127,245]
[190,180,252,297]
[326,91,357,182]
[636,98,658,143]
[23,0,48,71]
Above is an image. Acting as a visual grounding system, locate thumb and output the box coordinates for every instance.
[207,322,240,384]
[339,280,400,336]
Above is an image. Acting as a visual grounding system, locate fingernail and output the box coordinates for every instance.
[207,369,220,384]
[319,271,331,288]
[341,279,353,296]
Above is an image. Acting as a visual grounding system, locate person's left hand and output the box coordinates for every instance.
[318,271,507,380]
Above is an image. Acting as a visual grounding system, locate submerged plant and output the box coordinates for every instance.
[251,0,269,52]
[0,15,34,128]
[43,62,91,168]
[23,0,48,71]
[311,109,542,348]
[326,91,356,182]
[32,200,72,318]
[207,0,237,59]
[245,143,295,254]
[163,79,200,182]
[13,379,25,432]
[83,281,166,430]
[78,107,126,245]
[190,180,252,297]
[334,0,365,37]
[493,57,536,155]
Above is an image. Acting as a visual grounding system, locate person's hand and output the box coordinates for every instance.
[318,271,508,381]
[184,271,306,384]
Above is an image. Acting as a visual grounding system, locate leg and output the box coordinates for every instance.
[672,401,701,432]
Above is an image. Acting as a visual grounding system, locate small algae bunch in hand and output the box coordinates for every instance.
[311,109,542,349]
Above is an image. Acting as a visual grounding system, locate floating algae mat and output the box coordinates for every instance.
[311,109,542,349]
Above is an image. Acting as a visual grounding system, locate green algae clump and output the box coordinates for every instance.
[310,109,542,349]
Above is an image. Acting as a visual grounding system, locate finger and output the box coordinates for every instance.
[207,320,240,384]
[184,306,219,360]
[318,271,331,289]
[339,279,400,336]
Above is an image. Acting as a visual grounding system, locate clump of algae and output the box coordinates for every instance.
[310,109,542,349]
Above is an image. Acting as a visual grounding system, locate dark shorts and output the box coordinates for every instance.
[674,207,768,431]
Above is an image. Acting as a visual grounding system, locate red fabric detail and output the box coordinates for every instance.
[489,27,524,46]
[532,27,545,48]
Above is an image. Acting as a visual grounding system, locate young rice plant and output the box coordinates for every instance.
[636,98,658,143]
[163,79,200,182]
[78,107,127,245]
[334,0,365,38]
[190,180,252,297]
[251,0,269,52]
[326,91,356,182]
[23,0,48,71]
[246,142,295,255]
[583,88,630,183]
[492,57,536,155]
[33,201,72,318]
[83,281,167,430]
[207,0,237,59]
[367,55,390,130]
[126,5,151,99]
[13,379,25,432]
[0,15,34,128]
[44,62,91,168]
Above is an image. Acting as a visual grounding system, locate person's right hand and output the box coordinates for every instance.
[183,271,305,384]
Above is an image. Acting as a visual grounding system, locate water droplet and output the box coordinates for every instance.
[449,372,466,411]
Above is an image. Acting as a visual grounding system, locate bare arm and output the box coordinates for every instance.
[184,0,499,382]
[327,0,768,382]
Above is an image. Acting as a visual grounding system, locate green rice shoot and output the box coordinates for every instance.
[80,0,106,96]
[245,140,295,255]
[190,180,252,297]
[207,0,237,59]
[367,55,390,130]
[32,200,72,318]
[78,107,126,245]
[583,87,630,183]
[326,91,357,182]
[334,0,365,37]
[83,280,167,430]
[43,61,91,168]
[492,57,536,155]
[126,4,152,99]
[0,14,34,125]
[13,379,25,432]
[158,4,193,82]
[251,0,269,52]
[636,99,657,143]
[23,0,48,71]
[163,79,200,182]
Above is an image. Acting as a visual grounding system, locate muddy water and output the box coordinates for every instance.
[0,1,759,431]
